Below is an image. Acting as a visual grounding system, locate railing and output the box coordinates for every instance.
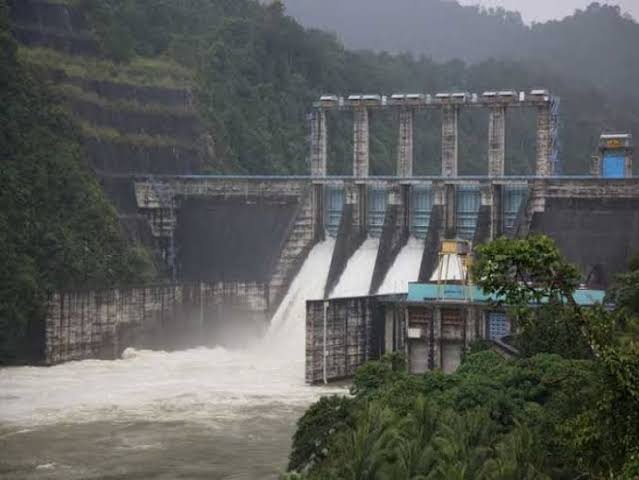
[130,174,635,181]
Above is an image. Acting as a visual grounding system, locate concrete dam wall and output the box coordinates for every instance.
[44,283,270,366]
[35,176,639,365]
[139,176,639,295]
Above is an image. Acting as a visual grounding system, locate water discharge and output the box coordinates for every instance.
[377,237,425,294]
[0,239,341,480]
[330,237,380,298]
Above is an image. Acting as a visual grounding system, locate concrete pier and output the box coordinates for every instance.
[370,185,409,294]
[488,106,506,177]
[536,105,552,176]
[442,106,459,177]
[324,182,367,297]
[353,107,370,177]
[310,109,327,177]
[397,108,414,177]
[353,107,370,178]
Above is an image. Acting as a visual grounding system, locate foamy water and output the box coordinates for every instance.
[377,237,424,294]
[0,240,341,479]
[264,238,336,364]
[330,238,380,298]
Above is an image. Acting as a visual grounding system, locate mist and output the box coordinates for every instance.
[456,0,638,24]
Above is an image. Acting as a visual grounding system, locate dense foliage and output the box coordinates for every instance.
[287,237,639,479]
[0,4,155,364]
[79,0,639,175]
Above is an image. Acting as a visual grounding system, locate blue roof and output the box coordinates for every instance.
[407,283,605,306]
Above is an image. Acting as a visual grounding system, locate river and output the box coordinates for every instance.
[0,240,344,479]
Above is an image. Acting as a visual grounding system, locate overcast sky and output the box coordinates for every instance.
[455,0,639,23]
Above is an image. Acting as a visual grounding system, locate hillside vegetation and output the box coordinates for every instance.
[29,0,632,175]
[0,4,155,364]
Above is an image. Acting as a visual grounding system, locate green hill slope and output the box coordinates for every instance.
[0,3,154,364]
[10,0,639,176]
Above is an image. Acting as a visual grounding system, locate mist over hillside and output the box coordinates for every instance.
[281,0,639,102]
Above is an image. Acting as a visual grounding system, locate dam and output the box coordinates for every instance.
[33,90,638,366]
[2,86,638,477]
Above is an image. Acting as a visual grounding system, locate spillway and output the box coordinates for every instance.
[377,237,425,294]
[263,238,336,368]
[330,237,380,298]
[0,239,339,479]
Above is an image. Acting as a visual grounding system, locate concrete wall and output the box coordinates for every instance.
[137,178,317,311]
[174,197,299,283]
[305,295,495,383]
[523,179,639,285]
[135,176,639,292]
[531,197,639,286]
[405,304,484,374]
[306,297,384,384]
[268,186,318,308]
[44,282,269,365]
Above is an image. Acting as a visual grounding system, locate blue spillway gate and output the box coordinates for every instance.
[502,186,528,236]
[325,185,344,237]
[411,186,433,239]
[456,185,481,241]
[368,186,388,238]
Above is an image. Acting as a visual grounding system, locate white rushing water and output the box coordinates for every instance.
[0,239,336,426]
[330,237,380,298]
[0,239,339,479]
[377,237,425,294]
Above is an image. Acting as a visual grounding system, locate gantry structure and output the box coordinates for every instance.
[310,90,560,178]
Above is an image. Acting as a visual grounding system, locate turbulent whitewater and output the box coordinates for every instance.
[0,239,339,479]
[377,237,424,294]
[330,237,380,298]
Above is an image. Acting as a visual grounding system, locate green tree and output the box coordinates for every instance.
[472,235,639,475]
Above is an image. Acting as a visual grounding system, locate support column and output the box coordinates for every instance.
[491,183,503,238]
[310,109,327,177]
[353,107,370,177]
[474,183,493,245]
[535,105,552,177]
[397,108,414,177]
[488,106,506,177]
[312,183,325,242]
[344,182,366,233]
[441,106,459,177]
[444,183,456,238]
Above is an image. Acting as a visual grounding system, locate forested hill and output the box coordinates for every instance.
[282,1,639,103]
[11,0,637,177]
[0,3,155,364]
